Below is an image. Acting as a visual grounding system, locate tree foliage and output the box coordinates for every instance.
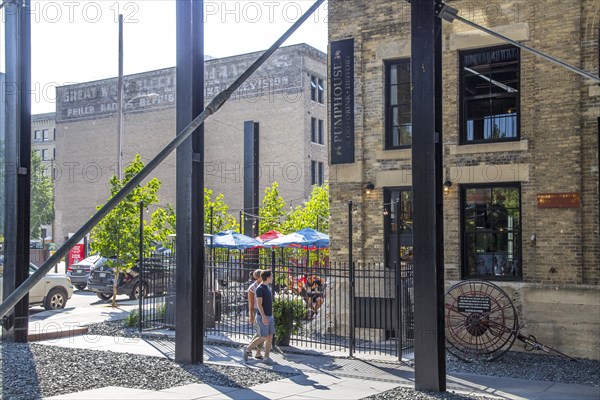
[30,152,54,239]
[281,183,329,234]
[90,155,175,305]
[204,188,238,233]
[258,182,286,233]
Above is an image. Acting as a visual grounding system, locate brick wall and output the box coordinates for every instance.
[329,0,599,283]
[53,44,328,242]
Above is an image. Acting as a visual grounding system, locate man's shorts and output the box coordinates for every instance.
[256,314,275,337]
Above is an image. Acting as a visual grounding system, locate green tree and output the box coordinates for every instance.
[281,183,329,234]
[258,182,286,233]
[90,155,175,306]
[30,152,54,239]
[204,188,238,233]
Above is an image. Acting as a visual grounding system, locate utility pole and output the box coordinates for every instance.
[116,14,124,180]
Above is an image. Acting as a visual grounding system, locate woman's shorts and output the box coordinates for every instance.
[256,314,275,337]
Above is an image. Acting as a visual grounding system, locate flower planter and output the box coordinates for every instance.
[275,318,293,346]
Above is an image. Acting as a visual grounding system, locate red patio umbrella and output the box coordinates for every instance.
[255,230,284,242]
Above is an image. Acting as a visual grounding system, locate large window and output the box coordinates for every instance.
[311,118,324,144]
[461,184,521,279]
[384,188,413,267]
[460,45,520,143]
[385,60,411,148]
[310,75,323,103]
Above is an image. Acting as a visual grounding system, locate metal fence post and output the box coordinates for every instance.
[139,200,144,332]
[395,198,402,361]
[348,200,355,357]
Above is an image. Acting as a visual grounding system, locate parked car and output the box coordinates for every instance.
[67,255,108,290]
[0,256,74,311]
[87,257,172,301]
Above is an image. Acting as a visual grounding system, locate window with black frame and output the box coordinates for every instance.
[385,60,411,148]
[462,185,521,279]
[460,45,520,143]
[384,188,413,268]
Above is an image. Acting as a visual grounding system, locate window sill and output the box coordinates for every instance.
[376,148,412,160]
[449,140,528,155]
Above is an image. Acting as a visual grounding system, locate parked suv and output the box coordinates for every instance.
[0,256,74,310]
[87,257,172,301]
[67,255,108,290]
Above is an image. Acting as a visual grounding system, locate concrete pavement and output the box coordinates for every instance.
[24,293,599,400]
[37,334,600,400]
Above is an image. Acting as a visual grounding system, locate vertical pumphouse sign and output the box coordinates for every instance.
[330,38,355,164]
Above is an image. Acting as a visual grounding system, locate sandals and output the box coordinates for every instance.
[254,354,264,359]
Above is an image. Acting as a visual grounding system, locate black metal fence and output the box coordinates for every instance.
[139,249,414,359]
[138,252,176,331]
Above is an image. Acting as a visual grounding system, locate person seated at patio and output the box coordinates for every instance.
[301,275,325,317]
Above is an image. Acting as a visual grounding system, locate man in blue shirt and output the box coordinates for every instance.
[243,270,275,365]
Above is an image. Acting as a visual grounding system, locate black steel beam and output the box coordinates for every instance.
[2,0,31,342]
[410,0,446,391]
[243,121,259,237]
[175,0,205,363]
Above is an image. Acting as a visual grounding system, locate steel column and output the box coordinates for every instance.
[410,0,446,391]
[243,121,259,237]
[175,0,205,363]
[2,0,31,342]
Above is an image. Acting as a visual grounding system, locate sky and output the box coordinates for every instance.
[0,0,329,114]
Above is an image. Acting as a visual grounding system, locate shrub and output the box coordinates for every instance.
[272,290,307,343]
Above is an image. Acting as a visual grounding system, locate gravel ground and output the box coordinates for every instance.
[446,351,600,387]
[86,319,600,387]
[366,351,600,400]
[15,319,598,400]
[84,319,142,338]
[364,386,502,400]
[0,342,296,399]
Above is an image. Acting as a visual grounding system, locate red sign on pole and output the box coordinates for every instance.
[68,244,85,265]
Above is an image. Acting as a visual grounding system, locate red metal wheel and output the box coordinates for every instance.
[445,280,518,362]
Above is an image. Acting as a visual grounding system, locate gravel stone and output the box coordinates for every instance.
[446,351,600,387]
[10,320,598,400]
[364,386,501,400]
[0,342,296,399]
[84,319,141,338]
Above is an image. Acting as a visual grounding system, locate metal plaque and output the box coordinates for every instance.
[457,295,491,313]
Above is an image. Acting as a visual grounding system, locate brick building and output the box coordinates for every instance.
[52,44,327,243]
[328,1,599,358]
[31,113,56,241]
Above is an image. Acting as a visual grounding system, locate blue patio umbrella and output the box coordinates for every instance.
[209,230,262,250]
[263,228,329,249]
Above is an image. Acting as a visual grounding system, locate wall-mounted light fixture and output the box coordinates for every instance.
[365,182,375,194]
[443,179,453,192]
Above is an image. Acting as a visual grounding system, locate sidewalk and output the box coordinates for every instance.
[37,334,600,400]
[28,298,137,339]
